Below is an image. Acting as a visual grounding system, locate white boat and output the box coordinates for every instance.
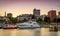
[17,21,40,29]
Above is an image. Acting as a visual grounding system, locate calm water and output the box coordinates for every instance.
[0,28,59,36]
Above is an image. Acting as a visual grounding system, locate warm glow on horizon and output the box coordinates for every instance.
[0,0,60,17]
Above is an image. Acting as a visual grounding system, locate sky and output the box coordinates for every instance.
[0,0,60,17]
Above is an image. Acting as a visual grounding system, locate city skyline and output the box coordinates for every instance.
[0,0,60,17]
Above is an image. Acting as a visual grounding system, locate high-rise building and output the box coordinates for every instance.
[7,13,12,18]
[33,8,40,17]
[48,10,56,21]
[58,11,60,18]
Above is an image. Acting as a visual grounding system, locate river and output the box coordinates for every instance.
[0,28,59,36]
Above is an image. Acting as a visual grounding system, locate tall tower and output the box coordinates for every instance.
[5,11,6,17]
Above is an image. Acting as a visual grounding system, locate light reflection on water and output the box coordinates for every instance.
[0,28,59,36]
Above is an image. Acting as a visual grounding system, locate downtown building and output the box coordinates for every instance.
[7,13,13,18]
[58,11,60,18]
[48,10,56,21]
[33,8,40,19]
[17,14,33,21]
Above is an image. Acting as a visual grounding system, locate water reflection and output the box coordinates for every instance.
[0,28,59,36]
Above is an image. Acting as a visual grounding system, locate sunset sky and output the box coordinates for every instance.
[0,0,60,17]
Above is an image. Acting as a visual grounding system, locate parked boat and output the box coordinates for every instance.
[3,24,17,29]
[17,21,40,29]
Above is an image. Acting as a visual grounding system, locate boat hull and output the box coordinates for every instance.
[18,27,40,29]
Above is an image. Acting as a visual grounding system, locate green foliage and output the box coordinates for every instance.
[32,15,35,19]
[54,18,60,23]
[44,17,50,23]
[36,18,43,23]
[53,18,57,22]
[23,18,28,22]
[0,19,5,23]
[12,18,17,23]
[8,17,17,24]
[57,18,60,22]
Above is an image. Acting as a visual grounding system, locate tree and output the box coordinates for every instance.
[53,18,57,22]
[32,15,35,19]
[54,18,60,23]
[8,17,17,24]
[57,18,60,22]
[44,17,50,23]
[12,18,17,24]
[0,19,5,23]
[23,18,28,22]
[36,18,43,23]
